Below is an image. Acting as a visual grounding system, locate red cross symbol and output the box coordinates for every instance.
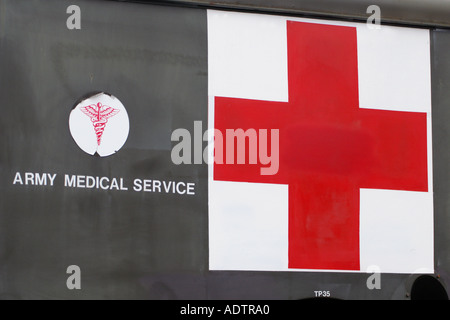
[213,21,429,270]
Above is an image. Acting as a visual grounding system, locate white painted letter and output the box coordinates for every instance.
[13,172,23,185]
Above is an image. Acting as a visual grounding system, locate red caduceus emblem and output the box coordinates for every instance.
[80,102,120,146]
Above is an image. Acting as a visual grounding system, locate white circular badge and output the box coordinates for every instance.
[69,93,129,157]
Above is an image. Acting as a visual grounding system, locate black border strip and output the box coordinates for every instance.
[104,0,450,30]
